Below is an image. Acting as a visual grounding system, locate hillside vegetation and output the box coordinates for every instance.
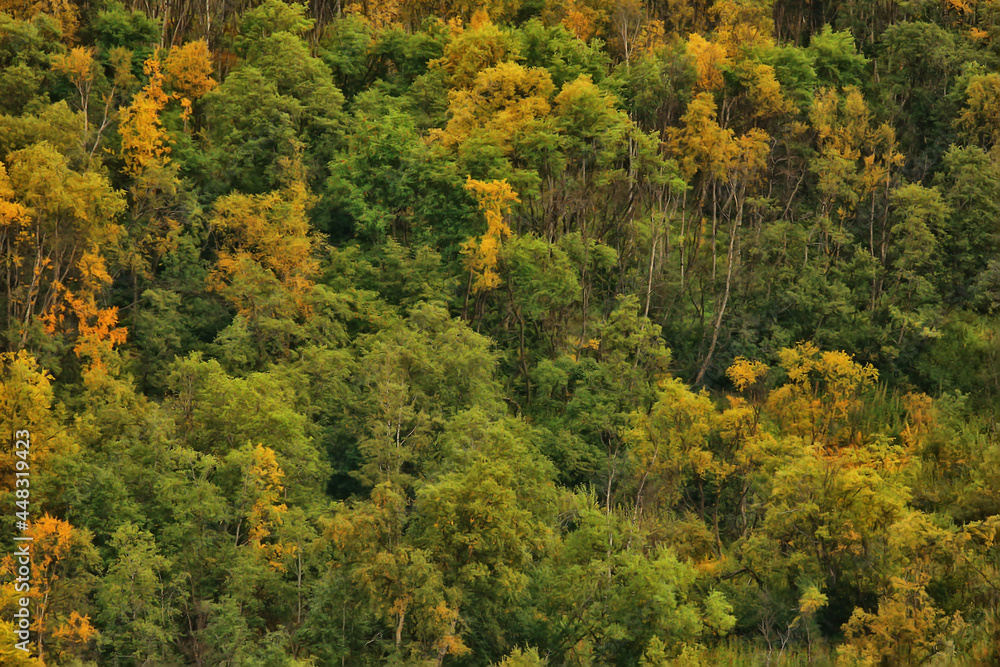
[2,0,1000,664]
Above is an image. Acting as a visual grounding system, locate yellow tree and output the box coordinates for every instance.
[346,0,402,29]
[711,0,775,56]
[558,0,614,41]
[626,377,722,519]
[122,44,215,285]
[461,178,520,297]
[52,46,137,156]
[765,341,879,448]
[237,444,291,572]
[0,352,75,493]
[208,170,321,333]
[0,0,78,39]
[164,39,217,130]
[401,0,522,27]
[669,93,770,383]
[435,62,554,152]
[50,47,98,138]
[0,144,126,351]
[63,265,128,380]
[326,483,464,658]
[119,54,171,178]
[810,86,904,266]
[610,0,666,63]
[840,571,965,664]
[721,356,786,537]
[686,33,728,91]
[431,15,516,89]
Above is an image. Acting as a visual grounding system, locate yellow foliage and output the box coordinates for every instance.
[64,291,127,375]
[627,14,666,58]
[11,515,96,662]
[900,392,934,450]
[839,571,965,665]
[0,0,78,39]
[734,128,772,182]
[766,342,878,447]
[742,61,795,119]
[244,444,290,571]
[799,585,828,616]
[1,145,126,348]
[164,40,217,126]
[432,16,514,88]
[0,352,73,492]
[562,1,605,41]
[51,46,97,95]
[208,174,320,319]
[0,164,29,229]
[669,92,736,179]
[119,55,171,177]
[811,86,903,227]
[346,0,402,29]
[711,0,775,56]
[51,611,98,648]
[36,241,126,377]
[959,72,1000,147]
[726,356,768,392]
[0,618,41,664]
[669,93,770,184]
[462,177,519,293]
[627,377,726,511]
[435,61,553,154]
[686,33,728,91]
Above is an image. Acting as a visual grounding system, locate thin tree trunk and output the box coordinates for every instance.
[695,182,744,385]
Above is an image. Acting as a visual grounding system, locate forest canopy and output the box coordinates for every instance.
[2,0,1000,664]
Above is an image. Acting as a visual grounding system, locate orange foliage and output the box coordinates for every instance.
[16,515,96,662]
[0,164,29,229]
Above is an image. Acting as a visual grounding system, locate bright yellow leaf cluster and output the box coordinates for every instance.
[164,40,217,126]
[209,175,320,319]
[461,177,519,293]
[119,55,171,177]
[245,444,290,571]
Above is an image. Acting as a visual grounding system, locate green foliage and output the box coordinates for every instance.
[7,1,1000,664]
